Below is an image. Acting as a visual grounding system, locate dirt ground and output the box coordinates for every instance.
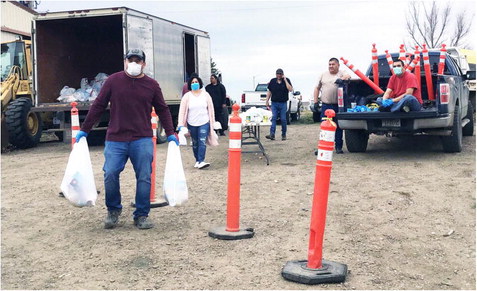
[1,120,476,290]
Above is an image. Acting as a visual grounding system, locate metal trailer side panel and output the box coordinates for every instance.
[197,35,211,85]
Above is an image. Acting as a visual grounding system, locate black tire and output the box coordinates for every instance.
[4,97,43,149]
[291,109,301,121]
[313,111,321,123]
[463,102,474,136]
[345,129,369,152]
[157,121,167,144]
[442,105,463,153]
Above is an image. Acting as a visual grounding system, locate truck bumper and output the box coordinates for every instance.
[338,112,453,133]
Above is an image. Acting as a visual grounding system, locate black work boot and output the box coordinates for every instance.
[134,216,154,229]
[265,134,275,140]
[104,209,122,229]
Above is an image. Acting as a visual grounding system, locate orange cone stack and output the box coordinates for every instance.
[438,44,447,75]
[209,103,254,240]
[422,44,435,100]
[70,102,79,148]
[414,46,421,92]
[340,57,384,94]
[399,44,407,66]
[406,56,420,73]
[371,44,379,90]
[385,50,394,75]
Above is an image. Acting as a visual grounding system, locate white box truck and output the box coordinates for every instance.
[23,6,211,146]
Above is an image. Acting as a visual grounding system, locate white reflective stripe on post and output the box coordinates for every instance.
[319,130,335,142]
[72,129,79,137]
[229,123,241,132]
[229,139,241,149]
[317,149,333,161]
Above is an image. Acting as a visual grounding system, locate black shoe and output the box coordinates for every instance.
[219,132,226,136]
[378,105,391,112]
[104,209,122,229]
[266,134,275,140]
[314,149,318,156]
[134,216,154,229]
[336,148,344,154]
[282,135,287,141]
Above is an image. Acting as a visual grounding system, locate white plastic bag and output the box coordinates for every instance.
[213,121,222,130]
[163,141,188,206]
[60,139,98,207]
[178,127,188,146]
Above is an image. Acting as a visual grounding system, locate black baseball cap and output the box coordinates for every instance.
[276,68,284,74]
[125,49,145,61]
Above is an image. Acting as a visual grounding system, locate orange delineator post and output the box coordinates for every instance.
[422,44,435,100]
[406,55,420,73]
[438,44,447,75]
[70,102,79,148]
[208,103,254,240]
[307,109,337,269]
[340,57,384,94]
[371,43,379,91]
[385,50,394,75]
[226,104,242,232]
[150,109,158,202]
[399,44,407,66]
[414,46,421,92]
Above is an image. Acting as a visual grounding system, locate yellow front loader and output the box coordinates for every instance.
[1,40,42,149]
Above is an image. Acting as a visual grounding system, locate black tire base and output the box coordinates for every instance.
[281,259,347,285]
[208,226,254,240]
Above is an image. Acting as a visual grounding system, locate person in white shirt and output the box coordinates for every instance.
[177,76,219,169]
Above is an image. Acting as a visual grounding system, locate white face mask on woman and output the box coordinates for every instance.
[126,62,142,76]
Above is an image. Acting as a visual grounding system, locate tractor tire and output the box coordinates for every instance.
[463,102,474,136]
[5,97,43,149]
[345,129,369,152]
[442,105,463,153]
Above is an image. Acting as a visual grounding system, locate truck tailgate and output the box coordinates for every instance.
[337,110,442,120]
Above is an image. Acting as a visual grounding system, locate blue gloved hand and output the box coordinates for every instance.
[167,134,179,146]
[177,126,184,132]
[75,130,88,143]
[382,99,394,108]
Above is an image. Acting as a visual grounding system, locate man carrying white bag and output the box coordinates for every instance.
[60,139,98,207]
[163,140,188,206]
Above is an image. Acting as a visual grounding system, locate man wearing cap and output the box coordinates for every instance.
[75,49,178,230]
[265,68,293,140]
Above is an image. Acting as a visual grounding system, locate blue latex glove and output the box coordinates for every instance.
[75,130,88,143]
[177,126,184,132]
[382,99,394,108]
[167,134,179,145]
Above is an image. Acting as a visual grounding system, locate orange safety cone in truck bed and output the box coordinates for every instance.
[340,57,384,94]
[422,44,435,100]
[371,43,379,91]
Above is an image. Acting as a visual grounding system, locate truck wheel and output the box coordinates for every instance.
[291,108,301,121]
[5,97,43,149]
[313,112,321,123]
[442,105,463,152]
[156,121,167,144]
[345,129,369,152]
[463,102,474,136]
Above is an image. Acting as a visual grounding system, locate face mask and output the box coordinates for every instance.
[126,62,142,76]
[393,66,403,75]
[191,83,200,91]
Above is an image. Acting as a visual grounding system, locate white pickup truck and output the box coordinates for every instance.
[240,83,302,124]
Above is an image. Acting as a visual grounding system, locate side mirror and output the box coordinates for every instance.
[293,91,301,95]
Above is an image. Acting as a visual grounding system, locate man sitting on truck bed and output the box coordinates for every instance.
[382,59,423,112]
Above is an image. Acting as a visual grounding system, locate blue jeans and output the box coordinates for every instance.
[320,103,343,150]
[103,138,153,218]
[188,122,210,163]
[390,95,422,112]
[270,101,287,136]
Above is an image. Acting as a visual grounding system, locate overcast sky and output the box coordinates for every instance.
[36,0,476,102]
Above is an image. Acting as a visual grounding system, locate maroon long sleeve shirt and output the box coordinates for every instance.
[81,71,175,142]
